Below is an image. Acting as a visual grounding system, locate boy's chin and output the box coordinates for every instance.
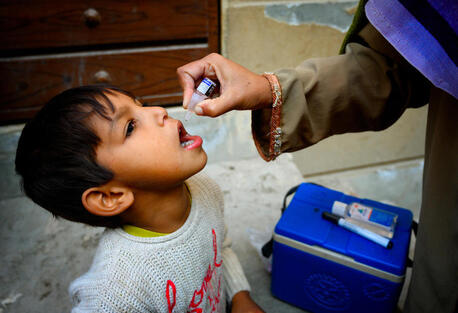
[191,151,207,175]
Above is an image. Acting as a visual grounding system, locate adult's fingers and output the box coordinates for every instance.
[177,65,200,109]
[177,53,269,117]
[181,80,195,109]
[177,57,220,108]
[195,92,237,117]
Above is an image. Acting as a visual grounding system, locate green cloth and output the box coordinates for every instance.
[339,0,369,54]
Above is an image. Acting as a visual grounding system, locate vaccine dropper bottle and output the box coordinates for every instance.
[185,78,217,121]
[332,201,398,238]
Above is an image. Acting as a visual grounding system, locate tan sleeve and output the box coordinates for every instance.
[252,24,430,159]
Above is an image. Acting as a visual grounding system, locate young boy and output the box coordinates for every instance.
[15,85,264,313]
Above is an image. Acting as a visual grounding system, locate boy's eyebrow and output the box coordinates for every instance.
[110,106,129,134]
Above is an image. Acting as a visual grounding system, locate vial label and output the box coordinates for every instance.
[197,78,216,96]
[349,203,395,228]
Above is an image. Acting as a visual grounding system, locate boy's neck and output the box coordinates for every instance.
[121,182,191,234]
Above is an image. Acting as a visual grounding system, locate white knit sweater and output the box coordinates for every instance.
[69,174,250,313]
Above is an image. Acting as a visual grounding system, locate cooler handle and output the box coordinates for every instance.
[406,220,418,268]
[262,184,322,258]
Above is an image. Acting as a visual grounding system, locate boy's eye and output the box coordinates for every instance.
[125,120,136,137]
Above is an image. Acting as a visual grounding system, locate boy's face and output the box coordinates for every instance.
[89,91,207,190]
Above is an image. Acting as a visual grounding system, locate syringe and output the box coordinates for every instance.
[185,78,217,121]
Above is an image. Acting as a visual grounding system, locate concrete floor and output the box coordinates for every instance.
[0,113,422,313]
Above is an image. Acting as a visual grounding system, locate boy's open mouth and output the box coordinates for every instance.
[178,121,203,150]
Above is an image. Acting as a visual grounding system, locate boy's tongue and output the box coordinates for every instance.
[179,124,202,149]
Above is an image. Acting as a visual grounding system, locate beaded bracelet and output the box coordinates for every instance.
[262,73,283,161]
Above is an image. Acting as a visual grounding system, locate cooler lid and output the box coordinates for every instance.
[274,183,413,276]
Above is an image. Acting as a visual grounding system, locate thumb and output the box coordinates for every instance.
[196,94,236,118]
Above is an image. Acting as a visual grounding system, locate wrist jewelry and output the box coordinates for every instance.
[262,73,283,160]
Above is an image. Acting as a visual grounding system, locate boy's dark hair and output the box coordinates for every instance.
[15,85,136,228]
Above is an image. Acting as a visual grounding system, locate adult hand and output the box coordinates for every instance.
[177,53,272,117]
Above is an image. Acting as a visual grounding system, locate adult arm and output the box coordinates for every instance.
[252,24,431,160]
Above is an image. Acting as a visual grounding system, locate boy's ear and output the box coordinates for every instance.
[82,184,134,216]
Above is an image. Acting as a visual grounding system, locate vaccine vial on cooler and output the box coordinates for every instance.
[185,78,217,121]
[332,201,398,238]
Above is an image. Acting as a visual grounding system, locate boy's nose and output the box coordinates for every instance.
[150,106,168,125]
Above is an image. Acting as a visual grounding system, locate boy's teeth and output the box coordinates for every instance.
[181,140,194,147]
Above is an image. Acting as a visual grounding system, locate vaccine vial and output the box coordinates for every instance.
[185,78,217,121]
[332,201,398,238]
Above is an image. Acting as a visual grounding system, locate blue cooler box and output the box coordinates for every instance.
[271,183,412,313]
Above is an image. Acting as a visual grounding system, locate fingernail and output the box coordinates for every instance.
[195,105,203,115]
